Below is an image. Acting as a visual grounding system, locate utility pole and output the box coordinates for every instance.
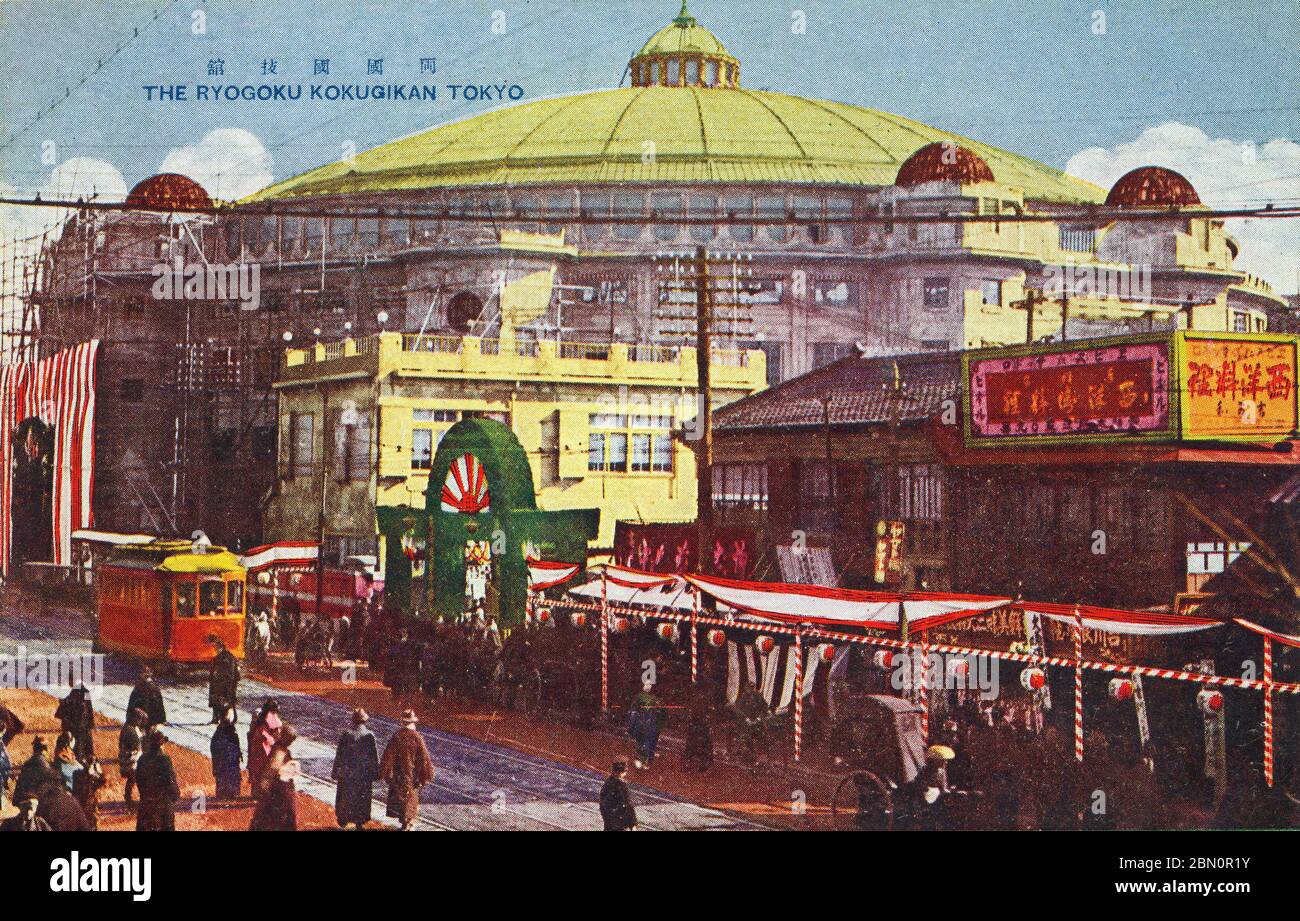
[1024,288,1037,344]
[693,245,714,570]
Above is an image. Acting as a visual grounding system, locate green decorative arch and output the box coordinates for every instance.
[381,418,598,627]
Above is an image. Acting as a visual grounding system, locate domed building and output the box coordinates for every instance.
[29,3,1288,548]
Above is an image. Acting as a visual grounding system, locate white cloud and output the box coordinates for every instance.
[158,127,274,201]
[1067,123,1300,295]
[1,156,128,251]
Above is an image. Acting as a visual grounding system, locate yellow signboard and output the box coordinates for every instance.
[1182,337,1298,439]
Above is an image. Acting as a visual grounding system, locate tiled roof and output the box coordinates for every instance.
[714,350,961,432]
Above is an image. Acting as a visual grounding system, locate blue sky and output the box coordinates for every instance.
[1,0,1297,287]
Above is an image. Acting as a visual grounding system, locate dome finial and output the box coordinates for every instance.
[674,1,696,26]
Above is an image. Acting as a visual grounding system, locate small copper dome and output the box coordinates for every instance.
[1104,166,1201,208]
[896,142,995,188]
[125,173,212,211]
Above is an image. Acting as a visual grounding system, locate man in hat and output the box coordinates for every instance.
[207,635,241,724]
[599,759,637,831]
[127,667,167,730]
[379,709,433,830]
[332,708,380,829]
[1,795,51,831]
[118,707,147,807]
[134,729,180,831]
[900,744,955,831]
[54,681,96,762]
[13,737,57,805]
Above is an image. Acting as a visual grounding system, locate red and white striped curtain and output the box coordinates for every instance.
[0,340,99,577]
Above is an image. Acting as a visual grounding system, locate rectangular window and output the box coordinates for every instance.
[412,429,434,470]
[589,414,666,473]
[724,195,754,243]
[631,433,652,472]
[332,408,371,482]
[711,463,768,510]
[289,412,314,479]
[652,434,673,472]
[922,278,949,312]
[898,463,944,521]
[980,279,1002,306]
[613,192,643,241]
[1233,312,1249,333]
[587,431,605,471]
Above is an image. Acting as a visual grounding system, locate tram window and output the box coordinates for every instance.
[174,584,196,618]
[200,580,225,617]
[228,581,243,614]
[160,583,172,615]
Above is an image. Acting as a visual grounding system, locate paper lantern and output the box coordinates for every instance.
[754,635,775,655]
[873,650,896,670]
[570,612,587,628]
[1198,688,1224,714]
[1020,668,1046,692]
[536,608,551,624]
[1108,678,1134,702]
[706,629,727,648]
[611,616,629,634]
[950,658,969,677]
[816,644,836,664]
[656,623,676,641]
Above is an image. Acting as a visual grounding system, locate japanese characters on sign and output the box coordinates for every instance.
[968,341,1171,441]
[1182,337,1298,439]
[873,519,905,586]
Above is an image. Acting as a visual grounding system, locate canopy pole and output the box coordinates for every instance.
[690,588,700,683]
[1073,605,1084,763]
[919,635,929,741]
[1264,637,1275,788]
[600,572,609,713]
[793,630,804,762]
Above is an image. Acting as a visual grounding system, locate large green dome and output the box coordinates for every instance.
[245,86,1103,205]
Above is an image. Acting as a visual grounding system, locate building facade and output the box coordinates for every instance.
[708,332,1300,610]
[264,331,764,567]
[27,4,1287,549]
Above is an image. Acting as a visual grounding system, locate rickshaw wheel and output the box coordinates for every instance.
[831,770,894,831]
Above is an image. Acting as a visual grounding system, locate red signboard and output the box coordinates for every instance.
[968,341,1171,440]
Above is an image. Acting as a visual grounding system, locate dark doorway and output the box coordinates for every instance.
[12,416,54,564]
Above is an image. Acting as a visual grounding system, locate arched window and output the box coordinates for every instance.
[446,291,484,331]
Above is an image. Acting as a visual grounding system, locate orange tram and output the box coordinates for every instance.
[95,539,246,666]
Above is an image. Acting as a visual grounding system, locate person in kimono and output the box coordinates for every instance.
[134,730,180,831]
[599,759,637,831]
[331,708,380,829]
[247,699,282,791]
[13,737,57,805]
[127,667,167,730]
[54,683,96,762]
[118,708,147,807]
[379,709,434,830]
[0,702,24,813]
[52,732,82,792]
[249,725,299,831]
[627,682,662,769]
[207,636,241,724]
[210,707,243,800]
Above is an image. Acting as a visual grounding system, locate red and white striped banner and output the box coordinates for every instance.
[526,558,581,592]
[590,562,681,590]
[0,340,99,577]
[683,572,1009,630]
[240,540,318,572]
[1021,601,1222,637]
